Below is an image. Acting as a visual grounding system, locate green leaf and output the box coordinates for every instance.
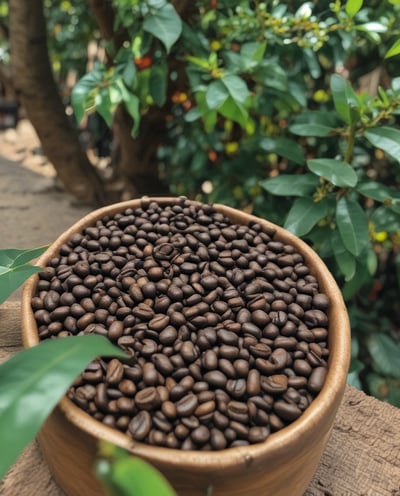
[0,247,47,304]
[149,63,167,107]
[307,158,358,187]
[123,93,140,137]
[336,197,369,257]
[143,3,182,53]
[219,96,248,128]
[221,74,249,105]
[357,181,400,202]
[284,197,328,236]
[341,261,370,299]
[368,334,400,378]
[122,59,137,88]
[259,137,305,165]
[364,127,400,162]
[260,173,319,197]
[330,74,359,125]
[289,123,334,137]
[331,230,356,281]
[371,206,400,232]
[95,87,114,127]
[71,68,105,123]
[345,0,363,18]
[385,39,400,59]
[98,455,176,496]
[206,80,229,109]
[0,335,126,480]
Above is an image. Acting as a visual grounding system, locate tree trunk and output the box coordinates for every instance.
[8,0,106,205]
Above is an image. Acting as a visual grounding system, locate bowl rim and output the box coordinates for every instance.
[21,196,351,470]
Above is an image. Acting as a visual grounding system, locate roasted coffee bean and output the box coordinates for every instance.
[308,366,328,393]
[176,394,199,417]
[106,359,124,385]
[261,374,288,394]
[274,400,302,421]
[152,354,174,376]
[204,370,228,389]
[135,387,161,410]
[129,411,152,441]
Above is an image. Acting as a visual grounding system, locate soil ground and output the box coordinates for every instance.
[0,120,93,298]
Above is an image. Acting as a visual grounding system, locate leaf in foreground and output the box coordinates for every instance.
[97,449,176,496]
[0,335,126,480]
[0,246,47,305]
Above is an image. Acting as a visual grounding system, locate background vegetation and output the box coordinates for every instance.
[1,0,400,407]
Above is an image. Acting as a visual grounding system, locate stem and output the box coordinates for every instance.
[345,123,356,164]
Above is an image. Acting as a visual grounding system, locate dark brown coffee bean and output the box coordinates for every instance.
[226,378,247,399]
[106,359,124,385]
[148,314,170,331]
[218,358,236,379]
[249,342,272,359]
[152,354,174,376]
[246,369,261,396]
[274,400,302,421]
[227,401,249,423]
[312,293,330,310]
[176,394,199,417]
[108,320,124,341]
[304,309,328,328]
[191,425,210,445]
[261,374,288,394]
[308,366,327,393]
[143,363,159,386]
[135,387,161,410]
[210,428,227,450]
[204,370,228,388]
[202,350,218,370]
[248,426,270,444]
[180,341,198,363]
[294,359,313,377]
[129,411,152,441]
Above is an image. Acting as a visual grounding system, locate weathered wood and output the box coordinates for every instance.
[1,302,400,495]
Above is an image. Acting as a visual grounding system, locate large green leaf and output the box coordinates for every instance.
[307,158,358,187]
[0,247,47,305]
[364,127,400,162]
[284,197,328,236]
[0,335,126,479]
[260,137,305,165]
[336,197,369,256]
[260,173,319,196]
[331,230,356,281]
[143,3,182,53]
[330,74,359,125]
[367,334,400,378]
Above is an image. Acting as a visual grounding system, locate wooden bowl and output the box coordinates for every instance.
[21,197,351,496]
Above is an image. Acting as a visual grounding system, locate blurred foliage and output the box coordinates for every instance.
[96,442,176,496]
[1,0,400,405]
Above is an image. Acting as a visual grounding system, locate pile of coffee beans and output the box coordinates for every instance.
[32,198,330,450]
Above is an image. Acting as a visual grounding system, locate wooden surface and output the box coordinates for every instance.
[1,301,400,496]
